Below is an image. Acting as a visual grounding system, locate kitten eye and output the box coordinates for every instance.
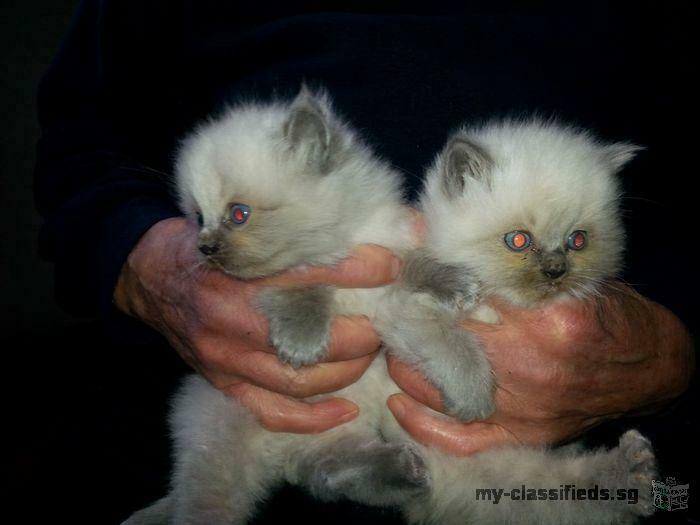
[504,230,531,251]
[229,203,250,225]
[195,212,203,228]
[567,230,587,250]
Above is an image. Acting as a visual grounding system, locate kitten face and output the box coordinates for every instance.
[175,88,375,279]
[422,120,637,306]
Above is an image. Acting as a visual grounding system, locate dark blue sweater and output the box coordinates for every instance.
[34,0,693,326]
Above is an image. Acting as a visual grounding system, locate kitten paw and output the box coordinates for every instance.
[440,376,496,421]
[618,430,657,517]
[270,327,329,368]
[257,287,333,368]
[310,443,431,506]
[391,444,432,491]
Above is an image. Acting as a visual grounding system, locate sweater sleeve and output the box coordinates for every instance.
[34,0,182,316]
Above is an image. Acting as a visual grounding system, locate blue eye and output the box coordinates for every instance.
[195,212,203,228]
[567,230,587,250]
[230,203,250,225]
[504,231,532,251]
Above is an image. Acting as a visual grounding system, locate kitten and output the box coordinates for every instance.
[123,90,656,525]
[123,87,422,525]
[376,119,658,524]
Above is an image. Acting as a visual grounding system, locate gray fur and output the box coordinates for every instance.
[284,87,333,171]
[257,286,334,367]
[386,250,492,419]
[441,136,493,196]
[401,249,480,308]
[124,106,656,525]
[379,288,496,421]
[297,435,431,506]
[404,429,657,525]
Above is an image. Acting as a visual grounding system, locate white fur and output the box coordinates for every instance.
[123,105,655,525]
[379,119,654,524]
[421,119,632,304]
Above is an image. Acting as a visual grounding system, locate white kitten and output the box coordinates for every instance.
[379,119,657,524]
[123,87,421,525]
[123,93,656,525]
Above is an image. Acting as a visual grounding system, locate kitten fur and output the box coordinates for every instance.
[378,119,656,524]
[124,87,421,525]
[123,91,656,525]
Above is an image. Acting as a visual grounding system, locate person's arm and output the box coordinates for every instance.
[35,0,182,315]
[387,285,694,455]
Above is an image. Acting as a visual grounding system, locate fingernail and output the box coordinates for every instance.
[388,394,406,417]
[338,408,359,423]
[390,256,402,280]
[326,400,359,422]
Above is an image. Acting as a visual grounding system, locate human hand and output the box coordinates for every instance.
[387,285,693,456]
[115,217,402,433]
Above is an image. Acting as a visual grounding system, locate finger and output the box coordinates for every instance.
[386,356,444,412]
[224,382,359,433]
[239,314,381,361]
[387,393,518,456]
[323,316,381,361]
[236,350,377,398]
[255,244,401,289]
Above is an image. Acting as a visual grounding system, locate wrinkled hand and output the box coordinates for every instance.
[387,286,693,456]
[115,217,401,434]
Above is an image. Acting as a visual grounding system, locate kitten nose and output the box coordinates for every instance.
[198,243,220,256]
[542,266,566,280]
[540,250,567,280]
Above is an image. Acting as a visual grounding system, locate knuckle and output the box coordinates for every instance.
[531,365,559,390]
[189,330,214,360]
[353,246,396,284]
[258,417,281,432]
[284,370,314,398]
[198,339,235,372]
[223,381,249,398]
[255,408,281,431]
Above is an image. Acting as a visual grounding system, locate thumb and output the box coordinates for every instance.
[225,382,359,433]
[387,393,518,456]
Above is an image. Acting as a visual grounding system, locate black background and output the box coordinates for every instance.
[3,1,697,524]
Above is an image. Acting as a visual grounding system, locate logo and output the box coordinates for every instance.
[652,477,689,511]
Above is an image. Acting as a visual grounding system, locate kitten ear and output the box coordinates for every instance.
[441,136,493,196]
[602,142,642,172]
[284,86,332,171]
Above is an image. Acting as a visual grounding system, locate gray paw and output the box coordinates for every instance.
[310,443,431,506]
[410,330,496,422]
[618,430,657,517]
[439,371,496,421]
[402,250,479,309]
[269,321,330,368]
[390,444,432,491]
[257,287,333,368]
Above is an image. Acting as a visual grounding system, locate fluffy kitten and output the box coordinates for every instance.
[123,87,421,525]
[123,89,657,525]
[377,120,658,524]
